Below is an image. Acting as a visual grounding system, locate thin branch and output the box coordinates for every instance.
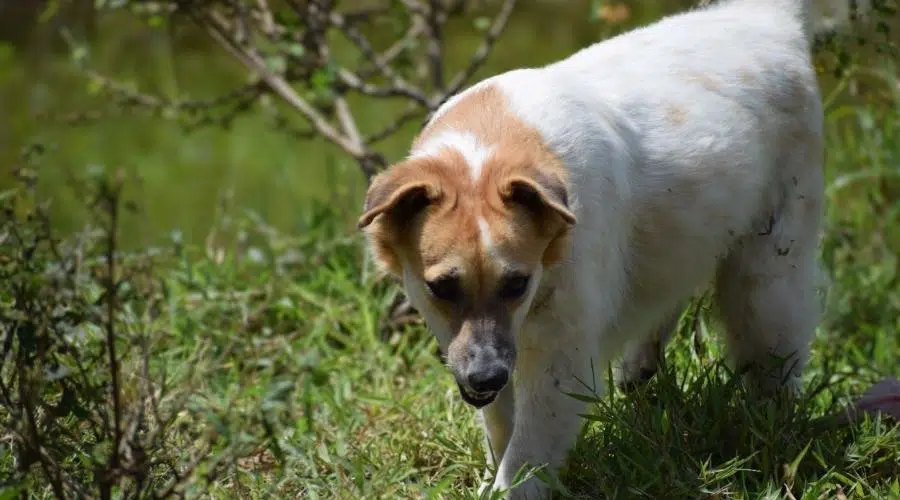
[425,0,445,90]
[328,10,430,106]
[102,176,123,482]
[39,78,264,127]
[334,98,364,153]
[336,68,429,105]
[366,103,425,145]
[254,0,274,34]
[19,371,66,499]
[195,8,366,158]
[439,0,517,106]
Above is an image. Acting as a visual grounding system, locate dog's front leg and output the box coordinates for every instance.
[492,347,595,499]
[478,383,515,494]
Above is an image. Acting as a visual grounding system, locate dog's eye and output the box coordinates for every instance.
[498,274,530,301]
[426,276,462,302]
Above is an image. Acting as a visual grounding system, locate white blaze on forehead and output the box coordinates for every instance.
[477,217,494,254]
[410,129,495,179]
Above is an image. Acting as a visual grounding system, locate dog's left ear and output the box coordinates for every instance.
[357,164,441,230]
[500,172,576,226]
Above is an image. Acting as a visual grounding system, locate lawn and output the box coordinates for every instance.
[1,2,899,499]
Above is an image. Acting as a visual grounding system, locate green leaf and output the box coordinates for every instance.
[266,54,287,75]
[287,44,305,57]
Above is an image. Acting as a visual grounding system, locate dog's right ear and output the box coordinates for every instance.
[357,164,441,230]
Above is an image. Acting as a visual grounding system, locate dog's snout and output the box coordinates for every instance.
[467,364,509,393]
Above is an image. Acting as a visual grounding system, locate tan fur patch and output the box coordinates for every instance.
[738,68,757,85]
[360,84,577,316]
[685,70,721,92]
[665,104,688,126]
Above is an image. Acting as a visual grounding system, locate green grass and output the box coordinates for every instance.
[8,73,898,498]
[2,3,900,499]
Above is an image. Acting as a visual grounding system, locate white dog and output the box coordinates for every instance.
[358,0,846,497]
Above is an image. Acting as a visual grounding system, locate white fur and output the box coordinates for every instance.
[478,217,495,253]
[410,129,495,179]
[404,0,845,497]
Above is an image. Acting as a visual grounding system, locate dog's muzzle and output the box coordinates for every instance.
[455,363,509,408]
[456,381,498,408]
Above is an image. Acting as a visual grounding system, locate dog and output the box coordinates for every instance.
[358,0,845,497]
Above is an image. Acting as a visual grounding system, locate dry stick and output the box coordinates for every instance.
[357,20,426,81]
[438,0,518,106]
[328,11,430,106]
[335,98,364,153]
[366,103,424,145]
[20,383,66,499]
[42,74,263,126]
[254,0,275,34]
[103,177,123,495]
[197,10,365,160]
[425,0,445,90]
[336,68,429,104]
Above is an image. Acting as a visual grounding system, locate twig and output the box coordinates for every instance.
[197,9,366,159]
[335,98,364,153]
[19,372,67,498]
[336,68,429,105]
[366,103,425,145]
[328,10,430,106]
[439,0,517,106]
[425,0,446,90]
[101,175,124,487]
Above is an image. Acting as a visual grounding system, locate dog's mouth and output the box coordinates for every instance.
[456,381,498,408]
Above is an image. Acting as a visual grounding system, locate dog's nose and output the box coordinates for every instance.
[467,365,509,393]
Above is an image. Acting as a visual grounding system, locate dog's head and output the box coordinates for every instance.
[357,88,576,407]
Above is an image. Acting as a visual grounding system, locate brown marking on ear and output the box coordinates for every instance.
[362,82,578,281]
[500,175,576,225]
[424,84,577,270]
[357,159,446,275]
[357,174,439,229]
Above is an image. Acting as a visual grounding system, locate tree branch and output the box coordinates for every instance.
[439,0,517,107]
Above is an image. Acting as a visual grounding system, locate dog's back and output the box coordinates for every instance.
[477,0,824,322]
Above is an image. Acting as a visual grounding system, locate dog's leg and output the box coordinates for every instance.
[492,343,598,499]
[616,306,683,391]
[714,154,824,395]
[478,382,515,491]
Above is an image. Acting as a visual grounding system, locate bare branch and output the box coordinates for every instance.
[328,10,430,106]
[425,0,446,90]
[335,98,364,153]
[197,8,366,159]
[439,0,517,106]
[366,103,425,145]
[74,0,523,182]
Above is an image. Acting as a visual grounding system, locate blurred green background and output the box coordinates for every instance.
[0,0,894,249]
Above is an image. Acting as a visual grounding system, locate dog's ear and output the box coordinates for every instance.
[500,172,576,226]
[358,165,441,230]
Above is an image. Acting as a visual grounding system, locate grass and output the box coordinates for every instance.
[2,3,900,499]
[6,69,899,498]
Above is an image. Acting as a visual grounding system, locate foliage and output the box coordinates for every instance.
[0,0,898,498]
[48,0,521,182]
[3,84,899,496]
